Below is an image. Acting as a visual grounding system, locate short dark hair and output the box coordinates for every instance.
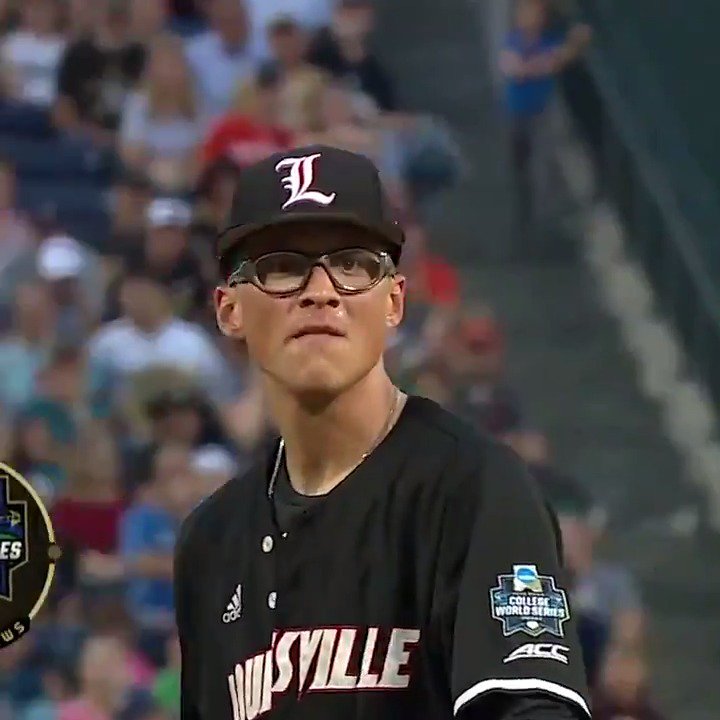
[268,14,300,36]
[145,387,206,420]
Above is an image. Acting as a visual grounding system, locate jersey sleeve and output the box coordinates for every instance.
[443,441,591,719]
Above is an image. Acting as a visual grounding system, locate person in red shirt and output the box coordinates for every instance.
[199,66,294,173]
[52,426,125,558]
[443,311,526,440]
[402,220,460,308]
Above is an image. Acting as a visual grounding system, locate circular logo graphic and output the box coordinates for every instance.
[0,462,60,649]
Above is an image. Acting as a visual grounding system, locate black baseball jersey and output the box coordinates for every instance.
[174,396,591,720]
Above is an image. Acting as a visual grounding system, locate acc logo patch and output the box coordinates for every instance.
[490,565,570,638]
[0,463,60,648]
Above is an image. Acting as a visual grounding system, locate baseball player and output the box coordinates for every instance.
[175,145,591,720]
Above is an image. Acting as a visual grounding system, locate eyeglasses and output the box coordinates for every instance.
[228,248,396,296]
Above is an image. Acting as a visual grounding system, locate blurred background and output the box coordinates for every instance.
[0,0,718,718]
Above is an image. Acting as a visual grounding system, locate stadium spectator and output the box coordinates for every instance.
[190,443,238,498]
[211,342,274,453]
[556,498,645,651]
[184,0,260,120]
[20,663,78,720]
[0,228,104,318]
[263,16,327,131]
[593,646,667,720]
[193,157,241,241]
[199,65,293,177]
[56,0,146,141]
[385,222,460,385]
[0,160,36,276]
[401,220,460,310]
[52,426,124,560]
[119,443,198,666]
[65,0,101,39]
[57,633,156,720]
[88,271,228,398]
[124,385,218,494]
[0,404,11,458]
[8,405,68,504]
[0,283,56,409]
[120,33,203,193]
[442,310,525,440]
[128,0,170,45]
[151,634,180,719]
[36,234,100,339]
[104,197,208,322]
[104,168,153,272]
[25,345,96,445]
[499,0,590,234]
[87,604,157,690]
[309,0,395,111]
[297,80,404,199]
[0,634,43,714]
[244,0,333,57]
[0,0,65,108]
[0,0,19,35]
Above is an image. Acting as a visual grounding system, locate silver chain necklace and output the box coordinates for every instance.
[267,386,403,498]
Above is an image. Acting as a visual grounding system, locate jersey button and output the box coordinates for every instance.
[267,591,277,609]
[261,535,274,553]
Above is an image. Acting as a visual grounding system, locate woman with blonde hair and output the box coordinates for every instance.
[119,33,203,192]
[197,65,292,232]
[298,79,407,209]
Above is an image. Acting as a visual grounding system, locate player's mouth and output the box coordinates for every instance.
[288,324,347,342]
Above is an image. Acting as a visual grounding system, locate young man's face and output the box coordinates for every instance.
[269,26,307,67]
[145,225,188,267]
[216,225,405,401]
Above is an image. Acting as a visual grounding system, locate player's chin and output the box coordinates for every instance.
[284,343,349,369]
[282,362,353,399]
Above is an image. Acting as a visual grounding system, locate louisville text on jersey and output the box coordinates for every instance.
[227,626,420,720]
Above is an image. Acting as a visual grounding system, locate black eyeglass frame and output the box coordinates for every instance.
[227,248,397,296]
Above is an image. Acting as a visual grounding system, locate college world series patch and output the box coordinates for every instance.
[490,565,570,638]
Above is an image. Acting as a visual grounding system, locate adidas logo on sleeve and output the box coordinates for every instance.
[222,584,242,624]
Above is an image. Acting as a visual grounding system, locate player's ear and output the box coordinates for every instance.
[214,285,245,338]
[385,274,405,329]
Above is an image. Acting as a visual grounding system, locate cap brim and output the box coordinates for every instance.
[217,212,404,259]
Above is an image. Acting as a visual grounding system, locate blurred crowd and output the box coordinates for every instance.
[0,0,661,719]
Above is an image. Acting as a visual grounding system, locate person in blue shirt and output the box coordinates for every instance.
[120,443,200,667]
[500,0,589,234]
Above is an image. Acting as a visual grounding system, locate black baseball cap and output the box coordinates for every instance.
[216,145,404,263]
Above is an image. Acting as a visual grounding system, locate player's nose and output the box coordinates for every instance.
[298,265,341,308]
